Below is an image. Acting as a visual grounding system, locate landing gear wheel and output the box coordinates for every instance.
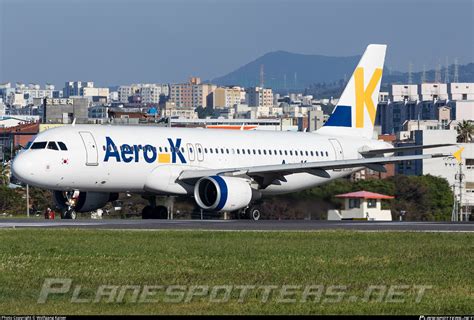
[142,205,154,219]
[249,207,261,221]
[142,205,168,219]
[61,208,77,219]
[155,205,168,219]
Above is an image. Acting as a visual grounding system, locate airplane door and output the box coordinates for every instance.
[196,143,204,162]
[329,138,344,160]
[79,131,99,166]
[187,143,195,162]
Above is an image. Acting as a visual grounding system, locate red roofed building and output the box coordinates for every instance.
[328,190,394,221]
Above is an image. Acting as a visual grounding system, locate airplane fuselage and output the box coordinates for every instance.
[12,125,390,195]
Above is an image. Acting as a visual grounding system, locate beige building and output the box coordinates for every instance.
[246,87,273,108]
[82,87,109,99]
[162,101,198,119]
[170,77,217,108]
[211,86,244,109]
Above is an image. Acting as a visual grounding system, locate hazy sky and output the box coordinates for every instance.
[0,0,473,87]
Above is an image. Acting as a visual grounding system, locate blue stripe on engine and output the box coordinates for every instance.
[212,175,228,211]
[323,105,352,127]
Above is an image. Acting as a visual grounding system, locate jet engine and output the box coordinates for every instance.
[53,191,119,212]
[194,176,253,212]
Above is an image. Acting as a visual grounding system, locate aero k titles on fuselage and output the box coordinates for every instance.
[103,137,187,164]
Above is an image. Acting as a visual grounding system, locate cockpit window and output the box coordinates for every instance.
[57,142,68,151]
[47,142,59,150]
[30,142,47,149]
[24,141,33,150]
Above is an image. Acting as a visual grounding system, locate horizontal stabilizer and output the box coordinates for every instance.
[360,144,455,156]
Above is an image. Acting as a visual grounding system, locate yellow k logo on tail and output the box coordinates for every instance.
[355,67,383,128]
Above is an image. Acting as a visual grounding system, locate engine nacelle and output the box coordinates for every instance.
[194,176,252,212]
[53,191,118,212]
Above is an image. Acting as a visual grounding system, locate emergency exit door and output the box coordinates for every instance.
[79,131,99,166]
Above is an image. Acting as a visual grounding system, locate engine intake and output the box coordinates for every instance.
[194,176,252,212]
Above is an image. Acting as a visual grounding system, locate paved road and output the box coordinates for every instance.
[0,219,473,232]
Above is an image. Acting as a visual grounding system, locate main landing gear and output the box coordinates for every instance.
[239,204,262,221]
[141,196,168,219]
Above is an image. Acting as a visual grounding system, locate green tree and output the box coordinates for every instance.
[456,120,474,143]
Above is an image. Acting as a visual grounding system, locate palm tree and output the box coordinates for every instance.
[456,120,474,143]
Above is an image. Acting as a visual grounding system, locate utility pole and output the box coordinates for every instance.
[451,184,457,222]
[26,184,30,218]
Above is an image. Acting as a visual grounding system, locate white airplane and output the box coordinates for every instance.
[11,44,450,219]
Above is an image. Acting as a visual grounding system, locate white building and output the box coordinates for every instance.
[449,83,474,101]
[419,83,448,101]
[455,101,474,121]
[63,81,94,97]
[327,191,393,221]
[139,84,169,104]
[391,84,419,102]
[398,127,474,214]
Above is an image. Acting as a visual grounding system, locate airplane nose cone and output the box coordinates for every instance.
[11,153,34,183]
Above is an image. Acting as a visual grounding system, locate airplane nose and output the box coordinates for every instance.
[11,153,34,183]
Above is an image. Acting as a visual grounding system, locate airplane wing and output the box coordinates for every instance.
[359,144,455,157]
[178,153,447,188]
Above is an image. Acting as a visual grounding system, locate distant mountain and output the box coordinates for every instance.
[211,51,361,91]
[211,50,474,96]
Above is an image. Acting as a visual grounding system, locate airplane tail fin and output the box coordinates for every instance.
[317,44,386,139]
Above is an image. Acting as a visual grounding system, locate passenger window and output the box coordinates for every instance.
[215,148,218,153]
[159,147,163,152]
[268,150,272,155]
[258,150,261,155]
[47,142,59,150]
[57,142,68,151]
[310,151,314,156]
[326,151,329,157]
[31,142,47,149]
[210,148,213,154]
[204,148,208,153]
[226,148,229,154]
[284,150,288,156]
[237,149,240,154]
[198,147,202,153]
[247,149,251,154]
[316,151,319,156]
[290,151,293,156]
[305,151,309,156]
[242,149,246,155]
[263,150,267,155]
[253,149,256,155]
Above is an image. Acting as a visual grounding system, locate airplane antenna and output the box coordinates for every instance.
[72,118,76,126]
